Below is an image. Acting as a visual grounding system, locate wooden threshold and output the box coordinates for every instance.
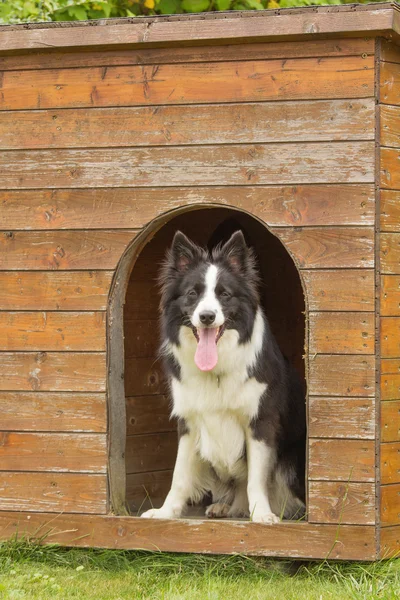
[0,512,376,560]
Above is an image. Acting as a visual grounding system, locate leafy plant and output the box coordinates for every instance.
[0,0,389,24]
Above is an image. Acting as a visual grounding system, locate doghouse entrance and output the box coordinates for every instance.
[122,207,306,517]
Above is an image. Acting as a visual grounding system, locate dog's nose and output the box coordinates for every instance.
[199,311,216,325]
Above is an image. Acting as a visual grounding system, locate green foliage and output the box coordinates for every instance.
[0,0,389,24]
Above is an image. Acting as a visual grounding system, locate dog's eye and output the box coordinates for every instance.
[220,291,231,299]
[187,289,197,298]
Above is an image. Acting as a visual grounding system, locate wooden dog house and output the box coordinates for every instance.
[1,3,400,560]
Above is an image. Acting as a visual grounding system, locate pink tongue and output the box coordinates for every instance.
[195,328,219,371]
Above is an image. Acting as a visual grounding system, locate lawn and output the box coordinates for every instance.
[0,540,399,600]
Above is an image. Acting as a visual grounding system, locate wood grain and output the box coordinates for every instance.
[0,185,375,231]
[381,147,400,189]
[380,104,400,148]
[0,311,105,351]
[380,525,400,558]
[125,357,167,397]
[274,227,374,269]
[381,275,400,316]
[380,40,400,64]
[381,317,400,358]
[0,271,113,310]
[309,312,374,354]
[0,230,136,271]
[124,286,160,321]
[1,100,375,150]
[381,190,400,233]
[0,352,106,392]
[0,511,376,559]
[309,355,375,397]
[381,233,400,275]
[0,432,107,473]
[0,143,374,189]
[308,481,375,524]
[381,61,400,106]
[381,443,400,485]
[0,38,374,71]
[381,484,400,526]
[308,397,375,439]
[309,439,375,482]
[302,270,375,312]
[126,396,174,435]
[381,401,400,443]
[126,470,173,513]
[0,473,107,513]
[125,432,177,474]
[0,392,106,432]
[381,359,400,401]
[124,321,160,359]
[0,57,374,112]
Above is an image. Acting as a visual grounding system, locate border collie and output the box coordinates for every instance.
[141,230,306,523]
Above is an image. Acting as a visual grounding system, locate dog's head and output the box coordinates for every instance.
[160,230,259,371]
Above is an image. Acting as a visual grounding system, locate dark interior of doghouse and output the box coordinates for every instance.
[123,207,306,517]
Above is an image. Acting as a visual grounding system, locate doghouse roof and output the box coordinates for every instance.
[1,3,400,52]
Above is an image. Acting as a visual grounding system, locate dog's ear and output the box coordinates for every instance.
[218,230,249,273]
[170,231,203,273]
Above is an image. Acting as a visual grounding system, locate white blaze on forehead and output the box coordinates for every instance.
[192,264,225,328]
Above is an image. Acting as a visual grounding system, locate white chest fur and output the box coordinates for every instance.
[168,309,267,479]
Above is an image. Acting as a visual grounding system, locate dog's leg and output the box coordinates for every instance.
[246,436,280,524]
[228,480,249,518]
[141,431,205,519]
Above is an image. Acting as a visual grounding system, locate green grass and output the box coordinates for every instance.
[0,539,399,599]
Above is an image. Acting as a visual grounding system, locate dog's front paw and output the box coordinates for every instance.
[141,507,176,519]
[251,510,280,524]
[206,503,231,518]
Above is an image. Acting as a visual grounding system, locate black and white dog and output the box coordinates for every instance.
[141,230,306,523]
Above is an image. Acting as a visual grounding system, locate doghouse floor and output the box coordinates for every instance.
[123,207,306,517]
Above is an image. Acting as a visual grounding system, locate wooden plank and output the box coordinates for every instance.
[126,395,174,436]
[0,143,375,189]
[0,432,106,473]
[0,473,107,513]
[126,470,173,514]
[0,391,106,432]
[125,357,167,397]
[308,481,375,525]
[125,432,177,474]
[0,7,392,54]
[381,359,400,400]
[0,185,375,231]
[0,311,105,352]
[308,397,375,439]
[124,320,160,358]
[0,511,376,560]
[0,57,374,112]
[309,355,375,397]
[381,40,400,64]
[381,233,400,275]
[381,147,400,189]
[274,227,374,269]
[381,442,400,485]
[0,100,375,150]
[381,484,400,526]
[0,39,375,71]
[0,352,106,392]
[380,61,400,106]
[380,104,400,148]
[381,317,400,358]
[381,275,400,316]
[302,269,375,312]
[309,439,375,482]
[0,271,113,311]
[309,312,374,355]
[0,231,136,271]
[381,190,400,233]
[380,525,400,558]
[124,285,160,321]
[382,401,400,443]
